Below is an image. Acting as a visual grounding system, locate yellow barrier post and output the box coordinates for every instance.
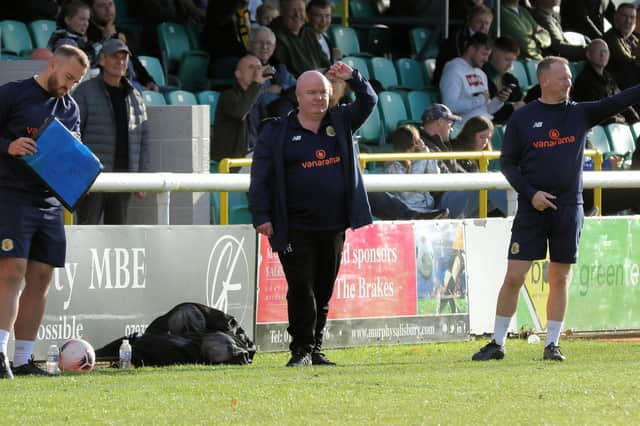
[218,158,231,225]
[64,209,73,225]
[592,151,603,216]
[478,154,489,218]
[342,0,349,26]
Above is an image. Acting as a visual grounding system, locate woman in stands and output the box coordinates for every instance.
[452,115,494,172]
[47,0,99,65]
[438,115,507,217]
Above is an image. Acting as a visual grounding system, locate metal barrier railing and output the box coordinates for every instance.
[216,150,603,224]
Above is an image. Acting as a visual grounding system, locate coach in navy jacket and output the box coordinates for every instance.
[249,63,376,367]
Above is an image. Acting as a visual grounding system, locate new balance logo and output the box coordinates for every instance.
[292,135,302,142]
[533,122,543,128]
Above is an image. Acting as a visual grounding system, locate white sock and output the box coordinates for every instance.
[0,329,9,355]
[545,320,563,346]
[13,340,35,367]
[492,315,512,347]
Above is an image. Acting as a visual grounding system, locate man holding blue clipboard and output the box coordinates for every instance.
[0,45,89,379]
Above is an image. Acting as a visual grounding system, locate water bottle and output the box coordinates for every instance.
[527,334,541,344]
[119,339,132,369]
[46,344,60,375]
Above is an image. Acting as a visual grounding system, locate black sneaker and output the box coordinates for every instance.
[286,351,312,367]
[543,343,566,361]
[471,340,505,361]
[311,351,336,366]
[0,353,13,379]
[12,357,55,376]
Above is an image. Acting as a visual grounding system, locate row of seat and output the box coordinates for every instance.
[328,24,438,59]
[141,89,220,126]
[0,19,56,58]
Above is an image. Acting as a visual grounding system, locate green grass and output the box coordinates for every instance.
[1,339,638,425]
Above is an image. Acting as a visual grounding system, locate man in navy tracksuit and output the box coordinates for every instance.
[473,56,640,362]
[0,45,89,379]
[249,62,376,367]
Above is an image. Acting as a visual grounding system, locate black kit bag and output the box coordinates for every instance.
[95,303,256,367]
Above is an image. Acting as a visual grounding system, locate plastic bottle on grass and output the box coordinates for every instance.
[46,344,60,375]
[119,339,132,369]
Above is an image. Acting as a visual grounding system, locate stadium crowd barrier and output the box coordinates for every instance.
[216,150,605,223]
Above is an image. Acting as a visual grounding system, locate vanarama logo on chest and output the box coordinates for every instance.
[301,149,341,169]
[532,128,576,149]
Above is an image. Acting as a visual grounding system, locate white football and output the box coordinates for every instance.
[59,339,96,372]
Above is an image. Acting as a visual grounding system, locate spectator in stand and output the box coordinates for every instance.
[203,0,251,80]
[499,0,551,60]
[449,0,488,33]
[530,0,586,61]
[377,125,449,220]
[419,104,465,175]
[573,38,640,125]
[86,0,158,92]
[211,55,272,162]
[256,3,279,26]
[604,3,640,91]
[438,115,507,218]
[29,48,54,60]
[307,0,341,64]
[270,0,330,77]
[483,36,525,124]
[560,0,615,40]
[452,115,495,172]
[439,32,511,125]
[48,0,100,66]
[73,39,149,225]
[433,4,493,86]
[247,26,296,138]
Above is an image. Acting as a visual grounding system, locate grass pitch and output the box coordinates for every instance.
[1,339,638,425]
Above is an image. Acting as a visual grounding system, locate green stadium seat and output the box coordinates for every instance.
[605,123,636,160]
[378,91,408,135]
[329,25,364,57]
[509,60,531,91]
[349,0,378,17]
[196,90,220,126]
[395,58,428,90]
[28,20,56,49]
[489,125,504,171]
[141,90,167,106]
[0,20,33,57]
[165,90,198,106]
[588,125,612,155]
[342,56,371,80]
[631,121,640,140]
[406,90,433,122]
[524,59,539,86]
[409,27,439,59]
[177,51,210,92]
[157,22,193,72]
[424,58,436,86]
[370,56,400,90]
[229,192,251,224]
[138,55,166,87]
[357,104,382,144]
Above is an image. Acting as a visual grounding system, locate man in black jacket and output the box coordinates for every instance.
[211,55,271,162]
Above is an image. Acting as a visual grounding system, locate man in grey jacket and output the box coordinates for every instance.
[73,38,149,224]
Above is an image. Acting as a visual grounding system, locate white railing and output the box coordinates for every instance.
[91,171,640,225]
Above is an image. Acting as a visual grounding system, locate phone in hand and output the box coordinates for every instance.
[262,66,276,77]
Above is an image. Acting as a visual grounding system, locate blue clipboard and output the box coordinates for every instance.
[22,117,103,211]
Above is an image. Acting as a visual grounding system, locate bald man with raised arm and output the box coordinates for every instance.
[249,62,377,367]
